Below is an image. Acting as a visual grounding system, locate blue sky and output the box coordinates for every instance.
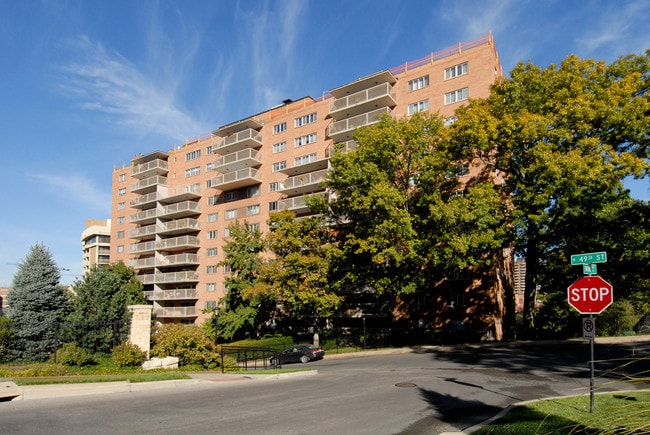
[1,0,648,286]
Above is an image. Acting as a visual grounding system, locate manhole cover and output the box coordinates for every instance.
[395,382,417,388]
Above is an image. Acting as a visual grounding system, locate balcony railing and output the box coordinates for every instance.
[278,192,327,214]
[136,270,199,285]
[159,184,201,202]
[211,148,262,173]
[129,241,156,255]
[213,128,263,155]
[210,167,261,191]
[130,175,167,194]
[157,253,199,267]
[130,256,155,270]
[329,140,359,157]
[130,191,160,209]
[129,208,158,224]
[130,158,168,179]
[328,107,391,142]
[153,306,197,318]
[129,224,157,239]
[329,82,396,119]
[155,235,201,251]
[158,200,200,218]
[280,169,328,195]
[157,218,199,235]
[148,288,198,301]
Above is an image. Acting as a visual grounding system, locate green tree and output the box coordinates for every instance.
[324,113,509,329]
[217,221,265,340]
[0,316,14,361]
[451,52,650,337]
[6,243,69,361]
[252,210,342,329]
[64,263,143,354]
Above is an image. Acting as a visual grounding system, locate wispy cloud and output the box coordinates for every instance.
[58,35,206,142]
[27,171,112,213]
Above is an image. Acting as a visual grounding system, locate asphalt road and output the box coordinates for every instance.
[1,340,648,434]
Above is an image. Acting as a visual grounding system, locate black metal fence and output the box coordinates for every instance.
[218,345,281,373]
[57,319,131,355]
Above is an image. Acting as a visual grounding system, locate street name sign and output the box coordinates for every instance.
[571,251,607,266]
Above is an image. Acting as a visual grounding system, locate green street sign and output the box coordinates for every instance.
[571,251,607,265]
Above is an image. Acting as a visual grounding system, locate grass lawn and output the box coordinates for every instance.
[473,390,650,434]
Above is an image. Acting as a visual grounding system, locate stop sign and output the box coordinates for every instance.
[567,275,613,314]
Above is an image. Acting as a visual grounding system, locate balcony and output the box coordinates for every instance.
[130,256,155,270]
[280,169,328,196]
[159,184,201,204]
[137,270,200,285]
[328,107,391,142]
[131,158,168,179]
[157,218,199,236]
[129,241,156,255]
[212,148,262,173]
[279,156,329,177]
[329,70,396,98]
[130,175,167,194]
[158,200,200,219]
[213,128,263,155]
[210,167,261,191]
[153,306,197,318]
[129,208,158,224]
[156,253,199,268]
[329,82,397,119]
[329,140,359,157]
[155,235,201,252]
[278,192,327,215]
[148,288,198,301]
[130,192,160,209]
[129,224,157,240]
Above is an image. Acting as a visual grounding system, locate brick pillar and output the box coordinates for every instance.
[128,305,152,357]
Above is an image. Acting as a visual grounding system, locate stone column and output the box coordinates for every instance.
[128,305,152,357]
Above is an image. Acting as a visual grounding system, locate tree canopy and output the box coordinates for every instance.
[6,243,69,361]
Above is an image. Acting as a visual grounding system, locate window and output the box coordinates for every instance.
[224,228,231,237]
[206,179,213,188]
[295,112,317,127]
[408,75,429,91]
[445,62,468,80]
[117,216,125,224]
[117,231,125,239]
[185,166,200,177]
[207,230,218,239]
[226,209,238,219]
[206,162,214,172]
[247,204,260,216]
[445,88,469,105]
[205,145,214,154]
[186,150,201,161]
[206,248,218,257]
[269,201,278,211]
[119,174,126,182]
[225,191,238,202]
[223,264,232,273]
[269,182,280,192]
[408,99,429,115]
[273,161,286,172]
[295,153,317,166]
[206,283,216,292]
[272,142,286,153]
[246,186,260,197]
[189,183,200,192]
[117,245,124,253]
[447,164,469,178]
[248,223,260,232]
[206,265,217,274]
[295,133,317,147]
[118,202,126,210]
[207,213,218,222]
[273,122,287,134]
[118,187,126,196]
[207,195,220,205]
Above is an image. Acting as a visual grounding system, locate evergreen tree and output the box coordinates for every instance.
[64,263,142,354]
[6,243,69,361]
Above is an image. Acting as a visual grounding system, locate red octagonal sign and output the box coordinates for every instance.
[567,275,614,314]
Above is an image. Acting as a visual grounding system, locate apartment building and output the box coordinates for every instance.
[81,219,111,274]
[110,32,503,326]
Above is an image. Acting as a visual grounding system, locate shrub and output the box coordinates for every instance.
[56,343,95,367]
[150,324,218,369]
[111,342,147,367]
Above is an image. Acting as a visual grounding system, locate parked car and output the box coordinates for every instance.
[270,344,325,365]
